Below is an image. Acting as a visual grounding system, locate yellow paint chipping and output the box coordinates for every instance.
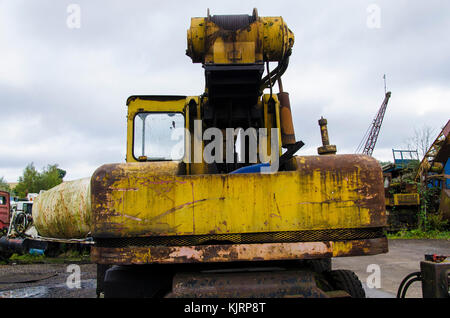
[91,237,388,265]
[92,155,386,237]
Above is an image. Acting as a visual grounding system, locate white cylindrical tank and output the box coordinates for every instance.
[32,178,91,239]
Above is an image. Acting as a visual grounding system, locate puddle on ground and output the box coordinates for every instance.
[0,286,48,298]
[0,280,395,298]
[0,279,96,298]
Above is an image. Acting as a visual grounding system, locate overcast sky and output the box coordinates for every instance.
[1,0,449,182]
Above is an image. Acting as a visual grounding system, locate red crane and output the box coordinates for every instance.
[356,90,392,156]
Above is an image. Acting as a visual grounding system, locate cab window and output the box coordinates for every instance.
[133,113,185,161]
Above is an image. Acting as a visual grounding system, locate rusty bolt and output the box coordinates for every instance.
[317,117,337,155]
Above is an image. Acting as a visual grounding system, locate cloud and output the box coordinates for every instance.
[0,0,449,183]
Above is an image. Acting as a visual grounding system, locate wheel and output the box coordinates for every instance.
[103,265,173,298]
[325,270,365,298]
[13,212,29,236]
[0,251,12,262]
[305,258,332,273]
[96,264,111,297]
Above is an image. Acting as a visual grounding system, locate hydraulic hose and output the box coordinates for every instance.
[396,272,422,298]
[260,51,291,93]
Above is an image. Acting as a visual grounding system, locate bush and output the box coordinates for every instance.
[426,214,449,231]
[387,229,450,240]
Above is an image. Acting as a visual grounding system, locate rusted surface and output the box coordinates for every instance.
[91,161,184,236]
[277,91,296,146]
[439,189,450,220]
[317,117,337,155]
[332,237,388,258]
[415,119,450,182]
[286,154,387,227]
[92,154,387,238]
[92,241,331,265]
[0,191,10,232]
[167,270,327,298]
[91,237,387,265]
[187,15,294,65]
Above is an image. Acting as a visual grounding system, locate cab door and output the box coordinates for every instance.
[0,191,10,231]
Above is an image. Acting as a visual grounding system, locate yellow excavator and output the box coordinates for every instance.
[87,9,388,298]
[30,9,388,298]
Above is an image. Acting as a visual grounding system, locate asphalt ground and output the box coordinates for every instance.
[333,239,450,298]
[0,239,448,298]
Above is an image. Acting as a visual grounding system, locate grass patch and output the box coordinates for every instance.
[387,229,450,240]
[7,250,91,264]
[9,253,47,264]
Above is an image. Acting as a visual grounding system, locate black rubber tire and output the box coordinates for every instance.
[96,264,111,297]
[0,248,12,262]
[103,265,173,298]
[326,269,365,298]
[13,212,28,236]
[305,258,332,273]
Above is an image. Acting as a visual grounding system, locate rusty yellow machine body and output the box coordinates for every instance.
[187,13,294,64]
[90,10,388,298]
[91,96,387,263]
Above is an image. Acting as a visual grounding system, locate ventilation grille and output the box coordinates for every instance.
[95,228,385,248]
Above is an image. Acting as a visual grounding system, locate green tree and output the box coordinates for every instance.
[0,177,11,193]
[14,163,65,198]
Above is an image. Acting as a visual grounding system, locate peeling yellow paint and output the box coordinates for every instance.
[92,155,385,237]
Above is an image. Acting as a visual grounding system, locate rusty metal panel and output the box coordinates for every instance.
[92,241,332,265]
[439,189,450,221]
[278,92,296,147]
[168,270,327,298]
[393,193,420,206]
[91,154,387,238]
[331,237,388,257]
[91,237,387,265]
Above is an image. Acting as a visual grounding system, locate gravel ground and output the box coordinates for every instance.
[0,239,448,298]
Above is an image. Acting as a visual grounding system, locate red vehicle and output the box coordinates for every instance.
[0,191,10,235]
